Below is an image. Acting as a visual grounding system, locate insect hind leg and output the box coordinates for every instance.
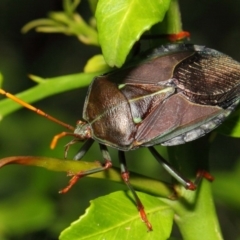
[148,146,214,190]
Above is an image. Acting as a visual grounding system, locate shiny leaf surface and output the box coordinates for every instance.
[60,191,174,240]
[96,0,171,67]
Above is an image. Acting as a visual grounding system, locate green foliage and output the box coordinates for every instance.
[22,0,98,46]
[96,0,171,67]
[0,72,99,117]
[0,0,240,239]
[60,191,174,240]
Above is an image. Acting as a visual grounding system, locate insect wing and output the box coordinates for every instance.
[107,50,194,85]
[134,93,224,147]
[173,48,240,107]
[132,45,240,146]
[120,83,175,124]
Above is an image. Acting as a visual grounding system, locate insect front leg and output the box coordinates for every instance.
[59,142,112,194]
[73,138,94,160]
[118,151,152,231]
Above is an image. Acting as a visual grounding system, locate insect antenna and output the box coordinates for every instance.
[0,89,75,131]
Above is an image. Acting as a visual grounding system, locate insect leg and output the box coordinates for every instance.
[50,132,76,149]
[148,146,197,190]
[140,31,190,42]
[59,143,112,194]
[73,138,94,160]
[149,147,214,190]
[194,170,214,186]
[118,151,152,231]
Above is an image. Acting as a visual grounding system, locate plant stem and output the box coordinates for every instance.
[151,0,182,34]
[0,156,173,198]
[167,137,223,239]
[164,180,223,240]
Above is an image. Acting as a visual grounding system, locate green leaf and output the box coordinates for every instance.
[60,191,174,240]
[0,72,102,118]
[83,54,111,73]
[96,0,171,67]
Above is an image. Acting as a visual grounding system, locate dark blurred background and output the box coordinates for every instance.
[0,0,240,239]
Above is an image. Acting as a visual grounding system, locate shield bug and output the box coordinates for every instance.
[1,43,240,230]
